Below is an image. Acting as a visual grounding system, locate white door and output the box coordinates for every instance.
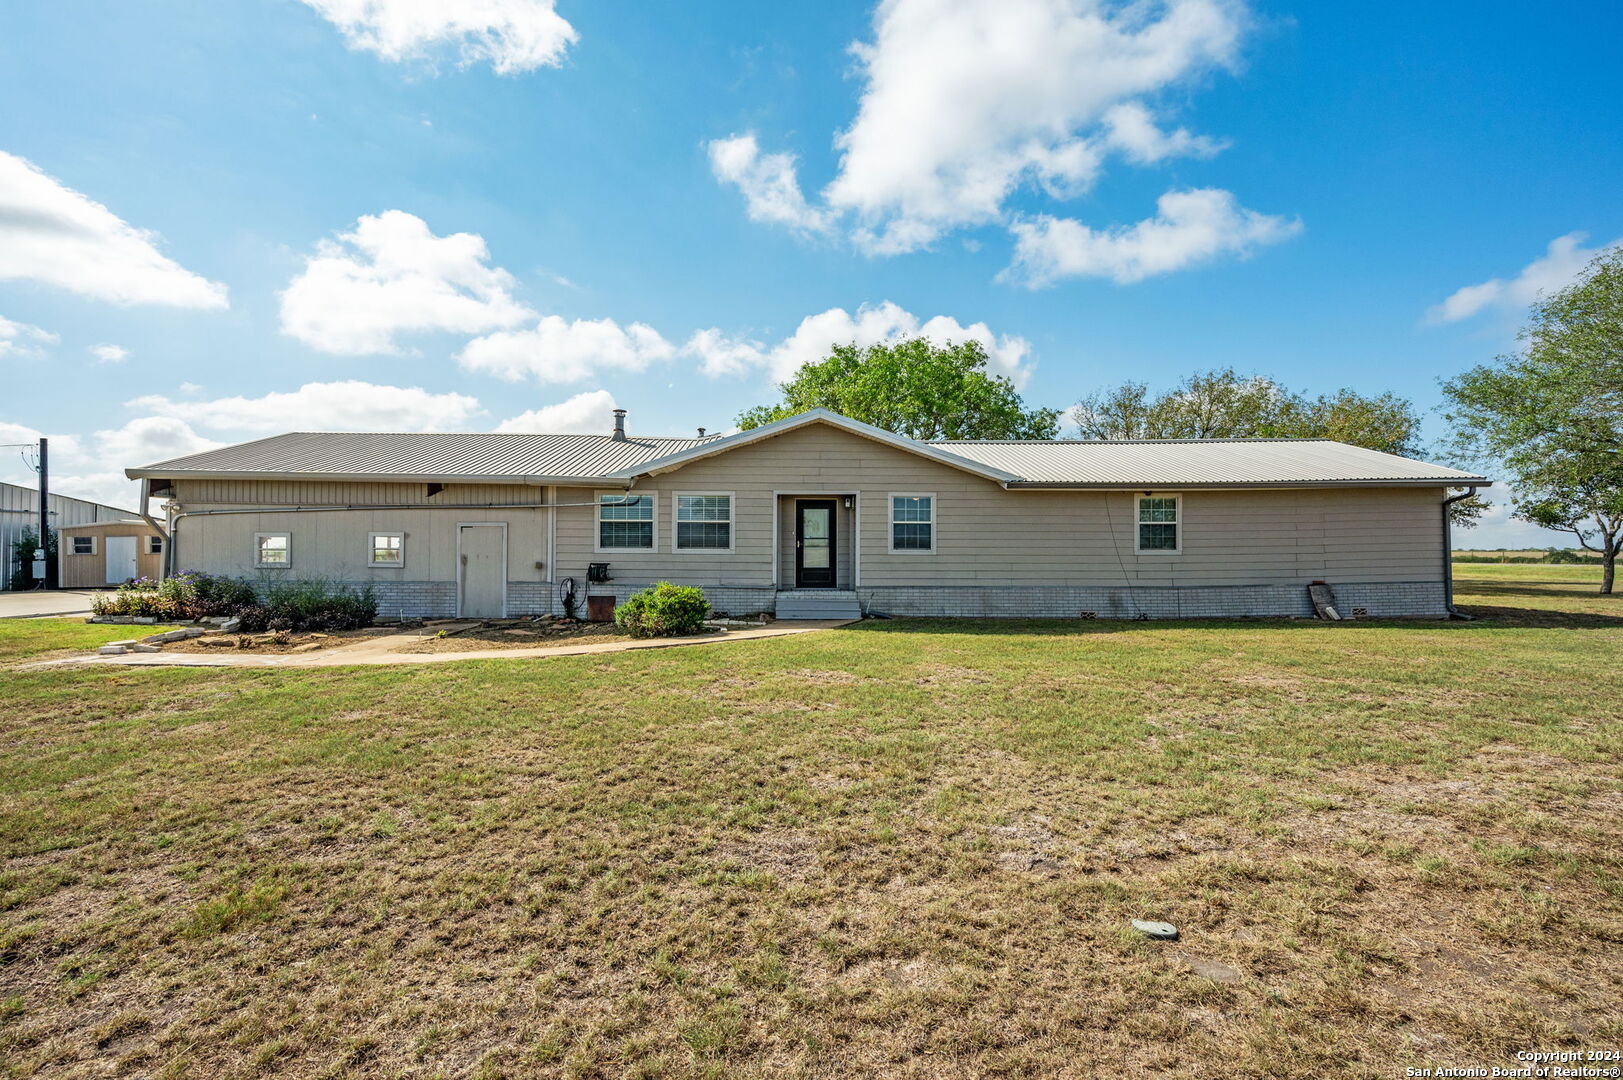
[105,536,138,584]
[459,525,506,618]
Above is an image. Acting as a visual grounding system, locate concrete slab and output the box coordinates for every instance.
[0,589,113,619]
[35,619,857,670]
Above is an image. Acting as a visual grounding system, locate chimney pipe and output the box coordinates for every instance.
[611,409,627,442]
[697,427,706,437]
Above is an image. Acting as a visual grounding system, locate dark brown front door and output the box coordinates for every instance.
[795,500,837,588]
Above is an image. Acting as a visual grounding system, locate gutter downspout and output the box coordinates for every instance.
[1441,486,1478,620]
[135,478,173,579]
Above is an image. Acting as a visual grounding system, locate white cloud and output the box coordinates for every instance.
[0,150,228,308]
[1003,187,1300,287]
[0,315,57,359]
[711,0,1251,257]
[493,389,618,434]
[0,416,218,510]
[280,210,533,355]
[1100,101,1225,164]
[689,301,1033,387]
[1427,233,1618,324]
[300,0,577,74]
[127,380,484,433]
[707,134,833,235]
[459,315,675,384]
[90,343,129,364]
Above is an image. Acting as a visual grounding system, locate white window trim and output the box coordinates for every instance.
[254,531,292,569]
[595,490,658,553]
[671,491,736,553]
[72,535,97,556]
[1134,493,1183,555]
[368,531,405,568]
[147,535,163,555]
[887,492,937,554]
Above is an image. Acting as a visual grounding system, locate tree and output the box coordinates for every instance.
[1071,367,1423,455]
[1442,246,1623,594]
[737,338,1060,440]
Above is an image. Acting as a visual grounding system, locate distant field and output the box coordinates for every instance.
[1453,561,1606,583]
[1454,549,1601,563]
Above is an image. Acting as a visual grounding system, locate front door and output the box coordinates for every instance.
[795,500,837,588]
[105,536,137,584]
[459,525,506,617]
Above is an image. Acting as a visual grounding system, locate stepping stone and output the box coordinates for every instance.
[1184,957,1241,983]
[98,645,128,655]
[1131,919,1179,940]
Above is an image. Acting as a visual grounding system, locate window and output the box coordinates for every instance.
[1136,495,1181,553]
[148,535,163,555]
[890,494,934,552]
[369,532,404,567]
[255,532,291,568]
[72,536,95,555]
[675,494,732,551]
[597,493,655,550]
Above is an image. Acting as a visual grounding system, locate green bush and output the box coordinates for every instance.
[614,582,709,638]
[240,578,377,632]
[90,573,375,632]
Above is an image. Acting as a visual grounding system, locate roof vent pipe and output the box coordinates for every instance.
[697,427,706,437]
[611,409,627,442]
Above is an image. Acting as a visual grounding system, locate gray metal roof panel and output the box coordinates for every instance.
[928,438,1489,486]
[130,431,719,482]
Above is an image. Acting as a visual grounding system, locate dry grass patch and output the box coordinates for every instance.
[0,568,1619,1077]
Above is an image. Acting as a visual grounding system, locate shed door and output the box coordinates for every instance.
[459,526,505,618]
[105,536,138,584]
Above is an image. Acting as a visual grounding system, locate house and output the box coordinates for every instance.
[0,481,140,590]
[124,408,1490,621]
[57,520,165,588]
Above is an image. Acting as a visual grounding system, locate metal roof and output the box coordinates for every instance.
[930,438,1489,487]
[129,431,720,485]
[125,415,1490,489]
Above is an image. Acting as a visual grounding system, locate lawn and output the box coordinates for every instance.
[1,568,1619,1079]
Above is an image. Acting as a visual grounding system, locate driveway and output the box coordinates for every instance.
[0,589,109,619]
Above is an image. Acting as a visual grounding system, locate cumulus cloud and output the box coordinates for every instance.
[459,315,675,384]
[688,301,1033,387]
[0,315,57,359]
[707,134,833,235]
[1427,233,1619,324]
[280,210,533,355]
[300,0,577,74]
[0,150,228,308]
[128,380,485,433]
[493,389,619,434]
[710,0,1254,258]
[1003,187,1300,287]
[0,416,218,510]
[90,344,129,364]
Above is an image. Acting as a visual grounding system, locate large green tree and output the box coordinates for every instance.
[737,338,1060,440]
[1071,367,1424,455]
[1442,246,1623,593]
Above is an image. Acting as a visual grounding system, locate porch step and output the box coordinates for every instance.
[774,589,862,621]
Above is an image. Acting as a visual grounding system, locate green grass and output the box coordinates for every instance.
[0,567,1619,1078]
[0,619,183,661]
[1453,561,1606,583]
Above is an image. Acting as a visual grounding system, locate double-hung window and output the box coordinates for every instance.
[1136,495,1181,553]
[369,532,404,567]
[890,494,934,552]
[675,494,732,551]
[255,532,291,568]
[72,536,95,555]
[598,493,655,550]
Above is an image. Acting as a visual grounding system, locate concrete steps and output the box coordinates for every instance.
[775,589,862,621]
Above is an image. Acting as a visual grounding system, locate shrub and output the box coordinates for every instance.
[238,578,377,632]
[614,582,709,638]
[90,572,375,632]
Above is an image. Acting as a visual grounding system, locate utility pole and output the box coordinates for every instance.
[38,437,53,590]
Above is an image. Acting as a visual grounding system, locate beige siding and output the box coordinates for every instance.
[170,424,1448,589]
[171,480,553,586]
[57,522,164,587]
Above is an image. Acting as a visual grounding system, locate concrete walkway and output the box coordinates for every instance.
[0,589,112,619]
[39,620,855,669]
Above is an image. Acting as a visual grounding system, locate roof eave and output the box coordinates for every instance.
[609,408,1021,486]
[125,467,633,488]
[1003,478,1492,490]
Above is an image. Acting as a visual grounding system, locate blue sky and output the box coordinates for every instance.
[2,0,1619,546]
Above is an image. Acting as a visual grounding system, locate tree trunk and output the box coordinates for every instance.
[1604,551,1616,595]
